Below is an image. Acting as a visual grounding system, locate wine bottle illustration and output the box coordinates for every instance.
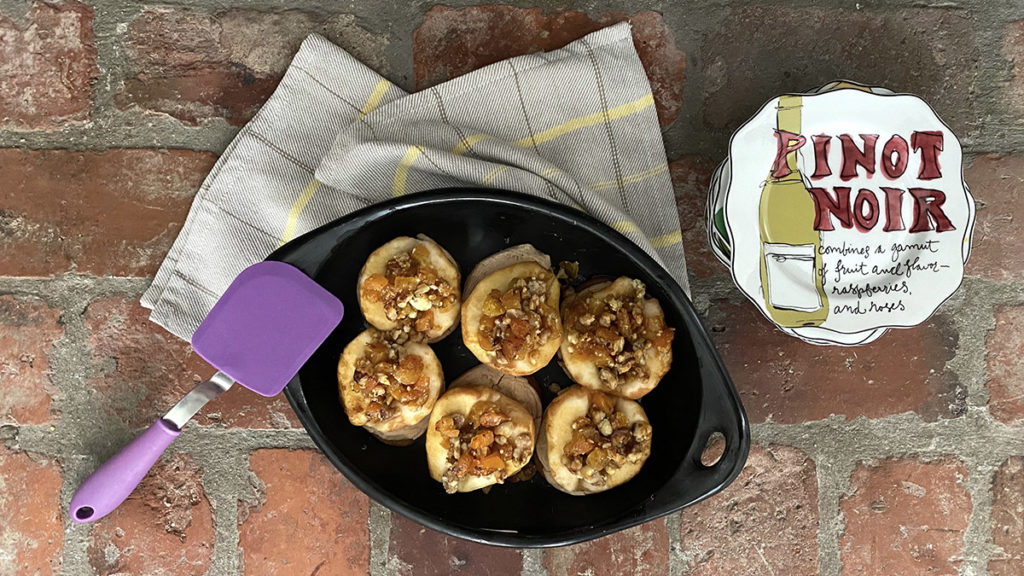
[758,95,830,327]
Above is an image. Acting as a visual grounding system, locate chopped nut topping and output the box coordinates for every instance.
[556,260,580,282]
[477,274,560,365]
[563,279,674,389]
[436,401,531,494]
[560,392,651,486]
[361,243,457,338]
[350,336,430,422]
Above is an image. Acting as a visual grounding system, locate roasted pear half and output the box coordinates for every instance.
[462,245,562,375]
[338,328,444,445]
[537,385,652,495]
[426,385,536,493]
[559,277,673,399]
[358,235,461,343]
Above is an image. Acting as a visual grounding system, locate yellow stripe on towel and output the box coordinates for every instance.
[589,163,668,192]
[515,93,655,148]
[357,79,391,119]
[278,179,321,247]
[482,166,508,185]
[393,146,423,197]
[612,221,641,235]
[650,230,683,248]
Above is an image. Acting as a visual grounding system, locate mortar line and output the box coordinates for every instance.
[948,280,995,411]
[41,273,119,576]
[520,547,547,576]
[665,511,684,576]
[814,453,851,576]
[368,501,392,576]
[193,448,248,576]
[85,0,142,125]
[940,274,999,576]
[962,459,998,576]
[61,458,97,576]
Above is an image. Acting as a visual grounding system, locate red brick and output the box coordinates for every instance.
[963,155,1024,282]
[544,520,668,576]
[387,513,522,576]
[0,446,63,575]
[119,9,388,125]
[705,299,961,423]
[991,457,1024,576]
[413,6,685,127]
[678,445,818,576]
[239,450,370,575]
[671,156,724,280]
[0,149,216,277]
[0,296,63,424]
[986,304,1024,425]
[840,457,970,576]
[702,7,977,136]
[0,0,98,130]
[87,453,213,576]
[84,296,299,429]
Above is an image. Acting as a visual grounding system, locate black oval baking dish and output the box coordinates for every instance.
[268,189,749,548]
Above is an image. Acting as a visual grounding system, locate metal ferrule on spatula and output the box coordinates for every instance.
[68,261,344,524]
[163,371,235,430]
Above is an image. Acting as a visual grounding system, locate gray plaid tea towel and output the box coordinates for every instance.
[142,22,689,340]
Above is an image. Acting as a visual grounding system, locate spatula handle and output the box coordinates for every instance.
[68,419,180,523]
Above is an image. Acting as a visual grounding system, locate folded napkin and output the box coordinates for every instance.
[142,22,690,341]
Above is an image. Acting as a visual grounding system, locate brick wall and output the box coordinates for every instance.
[1,1,1022,575]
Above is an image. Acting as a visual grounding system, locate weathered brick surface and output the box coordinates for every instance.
[87,453,214,576]
[544,519,668,576]
[120,9,387,125]
[671,156,723,280]
[0,149,216,277]
[702,7,977,136]
[0,0,98,131]
[963,155,1024,282]
[1003,21,1024,125]
[0,447,63,575]
[414,6,685,127]
[991,457,1024,576]
[240,450,370,575]
[388,514,522,576]
[0,295,63,425]
[678,445,818,576]
[986,304,1024,425]
[84,296,299,429]
[705,299,961,423]
[0,2,1013,574]
[840,457,970,576]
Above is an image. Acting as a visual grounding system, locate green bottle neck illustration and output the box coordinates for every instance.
[770,96,803,183]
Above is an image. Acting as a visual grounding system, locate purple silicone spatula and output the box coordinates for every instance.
[69,261,343,523]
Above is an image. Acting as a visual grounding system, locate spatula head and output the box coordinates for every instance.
[191,261,344,396]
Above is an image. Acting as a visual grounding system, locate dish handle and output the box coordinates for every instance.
[647,358,750,517]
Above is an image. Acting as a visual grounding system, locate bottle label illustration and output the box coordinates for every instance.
[717,83,975,345]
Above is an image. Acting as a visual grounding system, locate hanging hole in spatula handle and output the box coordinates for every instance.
[69,419,181,523]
